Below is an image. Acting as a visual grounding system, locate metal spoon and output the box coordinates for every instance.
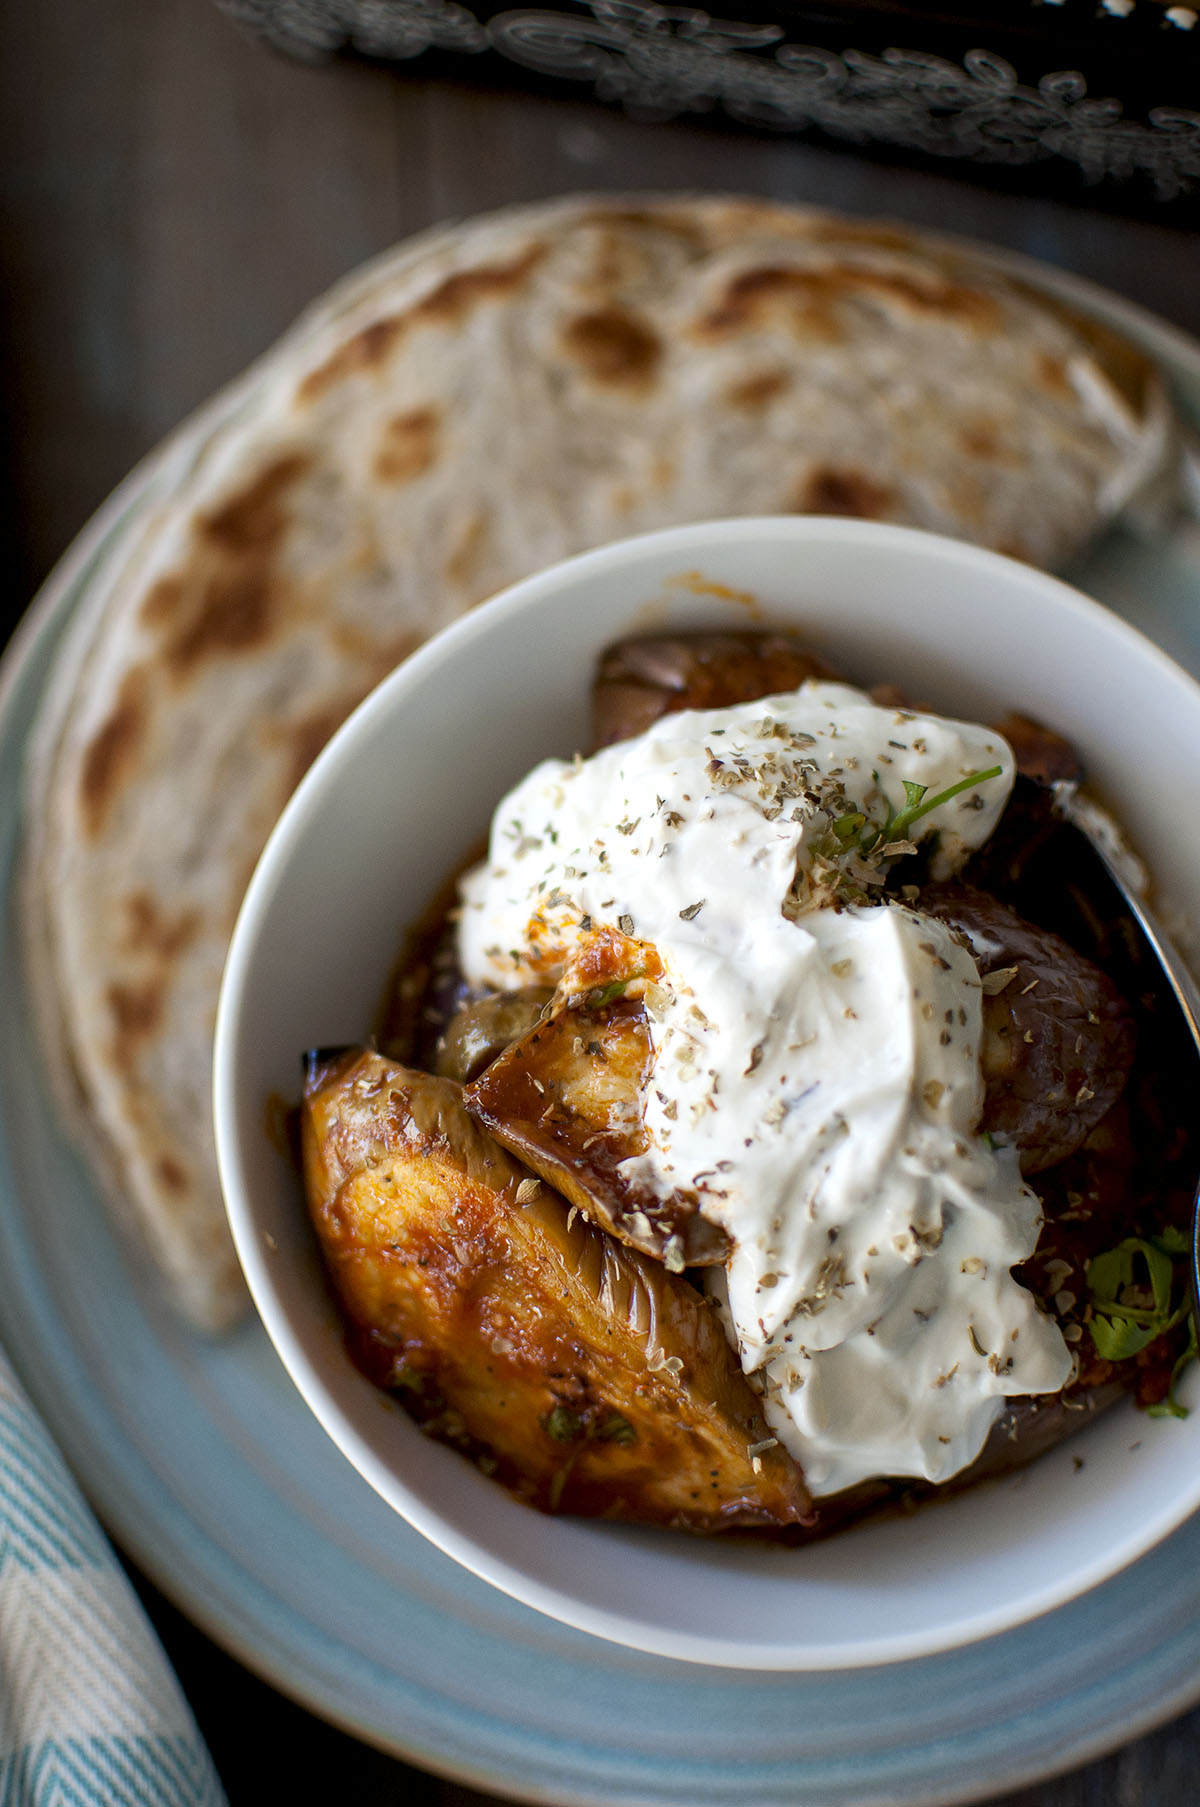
[1054,786,1200,1322]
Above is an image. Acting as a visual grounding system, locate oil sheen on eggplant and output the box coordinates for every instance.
[301,1049,811,1530]
[345,630,1193,1534]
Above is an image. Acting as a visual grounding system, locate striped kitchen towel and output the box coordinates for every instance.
[0,1346,226,1805]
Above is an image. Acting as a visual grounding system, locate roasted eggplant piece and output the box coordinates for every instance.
[301,1049,809,1530]
[990,711,1084,789]
[592,629,841,749]
[463,929,728,1268]
[379,906,476,1071]
[918,883,1136,1174]
[434,986,555,1085]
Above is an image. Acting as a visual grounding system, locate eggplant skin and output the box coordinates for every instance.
[592,630,841,749]
[301,1049,811,1531]
[918,883,1135,1175]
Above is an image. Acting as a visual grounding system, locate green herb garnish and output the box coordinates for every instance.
[868,766,1004,856]
[1148,1313,1199,1420]
[1086,1233,1196,1415]
[542,1405,582,1443]
[597,1412,638,1446]
[584,971,645,1010]
[826,765,1005,866]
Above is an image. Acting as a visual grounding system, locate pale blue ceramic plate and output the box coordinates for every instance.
[3,256,1200,1806]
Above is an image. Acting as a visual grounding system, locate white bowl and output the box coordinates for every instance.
[214,516,1200,1671]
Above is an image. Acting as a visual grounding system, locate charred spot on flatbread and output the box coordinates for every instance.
[850,266,999,326]
[121,891,199,961]
[560,308,662,389]
[959,420,1018,464]
[1036,353,1074,402]
[299,243,547,404]
[374,407,441,484]
[411,243,545,330]
[797,466,893,520]
[155,1153,190,1195]
[695,259,1000,342]
[107,975,167,1072]
[199,452,311,554]
[583,222,671,296]
[79,665,151,839]
[696,267,846,340]
[163,567,279,674]
[726,370,791,410]
[579,204,712,248]
[297,316,409,403]
[108,894,201,1084]
[138,452,311,679]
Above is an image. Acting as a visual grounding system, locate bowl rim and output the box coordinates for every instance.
[214,514,1200,1670]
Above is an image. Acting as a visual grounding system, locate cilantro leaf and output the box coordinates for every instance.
[846,765,1004,860]
[1086,1234,1197,1408]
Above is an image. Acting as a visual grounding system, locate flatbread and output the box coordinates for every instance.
[20,193,1176,1332]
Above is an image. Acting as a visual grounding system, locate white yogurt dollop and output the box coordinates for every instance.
[458,680,1072,1495]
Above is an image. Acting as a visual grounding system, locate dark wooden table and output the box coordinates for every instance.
[4,3,1200,1802]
